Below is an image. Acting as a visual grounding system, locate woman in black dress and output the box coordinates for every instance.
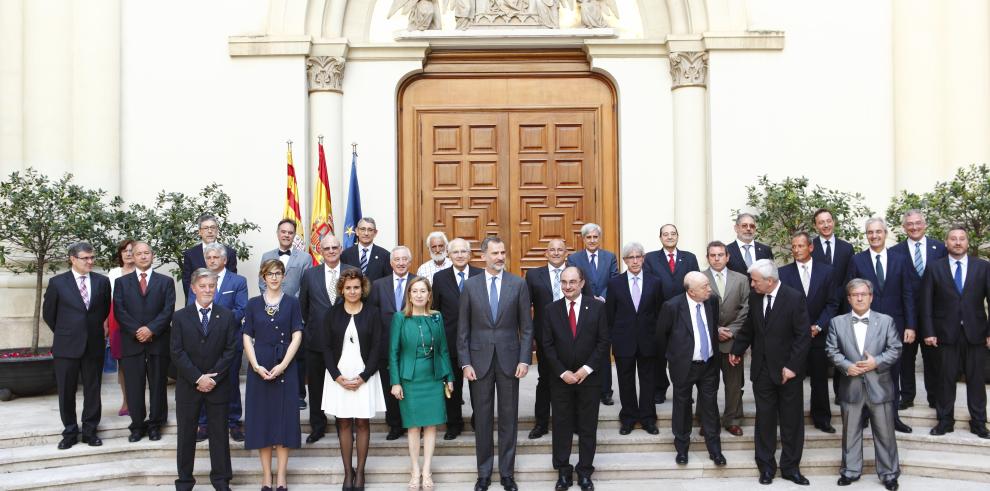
[243,259,303,491]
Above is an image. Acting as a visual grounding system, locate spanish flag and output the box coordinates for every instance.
[308,139,334,264]
[283,141,305,250]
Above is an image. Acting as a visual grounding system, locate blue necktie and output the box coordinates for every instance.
[875,254,885,291]
[695,303,711,361]
[360,247,369,273]
[954,260,964,294]
[199,308,210,335]
[394,277,405,309]
[914,243,924,277]
[458,271,465,292]
[489,276,499,321]
[743,244,753,267]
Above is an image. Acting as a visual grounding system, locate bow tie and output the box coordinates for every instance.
[278,250,291,257]
[853,317,869,325]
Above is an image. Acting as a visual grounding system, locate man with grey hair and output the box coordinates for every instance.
[181,213,238,302]
[725,213,773,276]
[416,230,452,283]
[341,217,393,282]
[730,259,811,485]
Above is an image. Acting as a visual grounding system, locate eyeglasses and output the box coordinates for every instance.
[200,225,219,231]
[357,227,376,233]
[623,255,644,260]
[265,272,284,278]
[848,292,872,298]
[73,255,96,262]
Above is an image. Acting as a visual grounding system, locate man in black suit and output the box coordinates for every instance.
[180,213,238,301]
[920,226,990,438]
[730,259,811,486]
[657,272,726,467]
[541,266,610,491]
[431,238,482,440]
[778,232,839,433]
[299,234,357,443]
[725,213,773,276]
[171,269,238,491]
[341,217,392,282]
[891,209,947,410]
[368,245,417,440]
[42,242,112,450]
[605,242,661,435]
[811,208,855,284]
[114,241,177,442]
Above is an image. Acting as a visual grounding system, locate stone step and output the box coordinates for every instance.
[7,447,990,490]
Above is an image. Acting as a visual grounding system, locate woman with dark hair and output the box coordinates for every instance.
[322,269,386,491]
[243,259,303,491]
[106,239,135,416]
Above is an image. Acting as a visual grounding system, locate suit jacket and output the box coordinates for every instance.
[389,312,453,385]
[299,263,359,352]
[701,268,749,353]
[368,273,419,359]
[432,265,483,343]
[811,236,855,284]
[604,272,662,357]
[169,303,239,404]
[43,271,112,359]
[540,296,610,382]
[113,270,177,357]
[731,283,812,385]
[643,249,700,301]
[919,256,990,345]
[322,304,383,382]
[725,240,773,276]
[180,244,238,300]
[186,270,248,326]
[525,265,592,343]
[341,243,393,283]
[260,248,312,297]
[656,294,720,386]
[826,312,902,404]
[847,249,916,331]
[890,236,948,312]
[567,248,619,298]
[778,260,839,348]
[457,271,534,378]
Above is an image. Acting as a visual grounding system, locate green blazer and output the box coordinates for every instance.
[388,312,453,386]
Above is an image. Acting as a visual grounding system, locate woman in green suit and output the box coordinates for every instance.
[389,276,453,489]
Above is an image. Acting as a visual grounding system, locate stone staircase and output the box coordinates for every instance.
[2,367,989,490]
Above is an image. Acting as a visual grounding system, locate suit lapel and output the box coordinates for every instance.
[316,267,331,305]
[808,265,824,299]
[495,276,512,321]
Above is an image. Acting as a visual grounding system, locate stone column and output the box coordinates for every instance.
[668,51,711,256]
[307,55,345,233]
[23,0,72,176]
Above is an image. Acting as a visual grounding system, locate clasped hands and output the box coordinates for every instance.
[253,363,286,381]
[196,373,218,392]
[135,326,153,343]
[845,351,878,377]
[560,366,590,385]
[336,375,366,391]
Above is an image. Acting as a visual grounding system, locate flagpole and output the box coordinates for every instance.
[351,142,358,157]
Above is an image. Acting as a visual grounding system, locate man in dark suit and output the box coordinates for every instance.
[171,269,238,491]
[368,245,417,440]
[811,208,855,284]
[725,213,773,276]
[847,217,916,433]
[778,232,839,433]
[541,266,610,491]
[605,242,661,435]
[920,226,990,438]
[340,217,392,282]
[730,259,811,486]
[299,234,357,443]
[431,238,482,440]
[643,224,699,403]
[566,222,619,406]
[186,243,248,442]
[42,242,112,450]
[259,218,312,297]
[890,209,947,410]
[524,239,568,440]
[113,241,176,442]
[458,237,533,491]
[180,213,238,301]
[657,272,726,467]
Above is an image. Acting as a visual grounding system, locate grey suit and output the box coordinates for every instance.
[260,248,312,297]
[826,312,902,482]
[700,267,749,427]
[457,271,533,479]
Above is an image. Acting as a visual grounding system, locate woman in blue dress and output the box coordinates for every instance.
[243,259,303,491]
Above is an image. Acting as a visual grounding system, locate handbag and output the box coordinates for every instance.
[443,382,453,399]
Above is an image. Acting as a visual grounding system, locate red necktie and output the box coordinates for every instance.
[139,272,148,295]
[668,253,676,273]
[568,301,577,337]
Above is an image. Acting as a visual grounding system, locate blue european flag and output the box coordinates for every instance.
[343,150,363,249]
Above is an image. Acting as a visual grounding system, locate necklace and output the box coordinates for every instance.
[264,294,283,317]
[416,315,434,357]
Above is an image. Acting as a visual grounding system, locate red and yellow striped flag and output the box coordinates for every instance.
[308,139,334,264]
[283,141,305,251]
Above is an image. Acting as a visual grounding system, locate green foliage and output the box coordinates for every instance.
[735,175,875,262]
[886,164,990,259]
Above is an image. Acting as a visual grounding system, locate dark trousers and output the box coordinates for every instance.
[935,342,988,427]
[901,340,939,405]
[305,348,329,434]
[807,346,832,427]
[752,367,805,475]
[295,349,307,399]
[533,342,552,427]
[672,360,721,456]
[120,351,168,432]
[378,360,403,429]
[445,352,466,431]
[470,366,519,479]
[54,355,103,438]
[199,349,243,427]
[176,396,232,490]
[599,351,613,397]
[614,354,656,426]
[655,354,671,398]
[550,377,599,478]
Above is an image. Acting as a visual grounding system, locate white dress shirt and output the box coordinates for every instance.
[686,294,711,361]
[562,295,593,376]
[795,258,813,295]
[548,263,566,301]
[907,237,928,270]
[949,255,969,287]
[763,281,782,313]
[194,301,214,384]
[851,310,871,355]
[871,248,888,277]
[324,263,342,301]
[71,269,91,306]
[416,258,453,283]
[818,235,835,263]
[484,271,502,300]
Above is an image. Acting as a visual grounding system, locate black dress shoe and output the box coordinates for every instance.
[261,486,272,491]
[618,424,633,435]
[81,434,102,447]
[474,477,491,491]
[306,431,324,443]
[276,486,287,491]
[898,400,914,410]
[971,426,990,439]
[710,453,726,466]
[127,430,144,442]
[528,424,548,439]
[443,428,460,440]
[894,418,913,433]
[758,471,773,485]
[147,428,162,441]
[385,427,406,440]
[928,400,937,409]
[654,393,666,404]
[815,423,836,434]
[675,452,688,465]
[298,398,307,410]
[781,473,810,485]
[643,424,659,435]
[600,394,614,406]
[930,424,954,435]
[230,425,245,442]
[500,476,518,491]
[577,475,594,491]
[554,474,573,490]
[884,478,899,490]
[196,425,209,442]
[57,436,78,450]
[837,475,859,486]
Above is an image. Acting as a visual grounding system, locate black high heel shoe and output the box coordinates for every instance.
[353,467,366,491]
[342,465,355,491]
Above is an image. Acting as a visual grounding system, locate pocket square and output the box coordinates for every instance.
[221,290,233,294]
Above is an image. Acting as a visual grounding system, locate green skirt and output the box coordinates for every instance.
[398,356,447,428]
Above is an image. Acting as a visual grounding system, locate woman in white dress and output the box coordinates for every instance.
[322,269,386,491]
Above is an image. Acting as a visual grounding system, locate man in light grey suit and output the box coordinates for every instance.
[458,237,533,491]
[699,241,749,436]
[826,278,902,490]
[259,218,312,297]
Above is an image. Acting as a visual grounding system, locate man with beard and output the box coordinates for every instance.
[416,231,452,283]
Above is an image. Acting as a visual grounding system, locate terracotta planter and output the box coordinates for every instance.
[0,349,56,397]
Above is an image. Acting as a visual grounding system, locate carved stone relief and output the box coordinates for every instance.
[668,51,709,89]
[307,56,345,92]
